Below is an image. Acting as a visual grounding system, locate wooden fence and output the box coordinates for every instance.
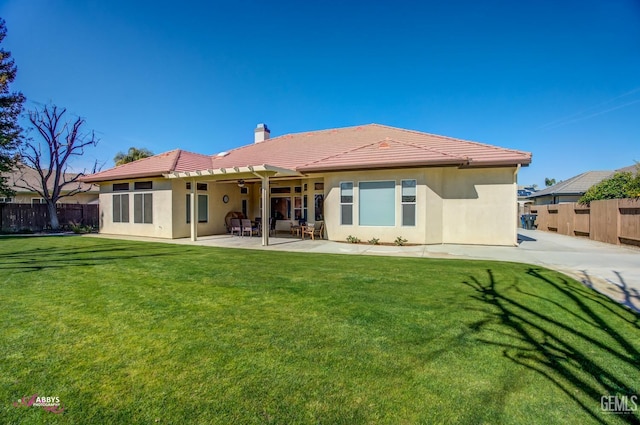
[0,204,98,233]
[529,199,640,248]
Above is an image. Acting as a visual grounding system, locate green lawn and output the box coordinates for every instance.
[0,236,638,424]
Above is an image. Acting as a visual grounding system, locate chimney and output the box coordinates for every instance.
[254,123,270,143]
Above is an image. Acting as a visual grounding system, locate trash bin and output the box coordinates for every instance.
[523,214,537,230]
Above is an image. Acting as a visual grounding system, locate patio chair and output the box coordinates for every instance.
[230,218,242,236]
[241,219,257,237]
[302,221,324,240]
[290,218,306,237]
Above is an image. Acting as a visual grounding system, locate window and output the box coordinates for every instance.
[186,182,208,191]
[113,183,129,191]
[113,194,129,223]
[359,181,395,226]
[134,181,153,190]
[240,187,248,195]
[314,182,324,191]
[0,197,13,203]
[402,180,416,226]
[271,187,291,194]
[241,199,248,218]
[31,198,45,205]
[294,196,303,220]
[186,194,208,223]
[340,182,353,225]
[271,197,290,219]
[294,186,302,193]
[134,193,153,223]
[315,194,323,220]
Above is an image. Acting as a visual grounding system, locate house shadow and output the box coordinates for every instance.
[517,233,537,243]
[462,268,640,424]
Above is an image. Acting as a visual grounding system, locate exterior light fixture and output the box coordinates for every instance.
[237,179,245,188]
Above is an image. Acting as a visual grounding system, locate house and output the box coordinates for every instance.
[528,170,618,205]
[1,164,99,205]
[81,124,532,246]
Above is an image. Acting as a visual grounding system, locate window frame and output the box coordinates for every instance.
[401,179,417,227]
[186,193,208,223]
[134,193,153,224]
[358,180,396,226]
[340,181,353,225]
[113,193,129,223]
[134,181,153,190]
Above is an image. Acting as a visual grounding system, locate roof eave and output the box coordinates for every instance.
[80,170,169,183]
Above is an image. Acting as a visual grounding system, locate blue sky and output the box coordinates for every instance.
[1,0,639,187]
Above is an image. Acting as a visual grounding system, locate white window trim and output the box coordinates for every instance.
[401,179,417,227]
[340,181,354,226]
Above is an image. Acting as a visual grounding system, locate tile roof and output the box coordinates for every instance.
[3,164,98,193]
[82,149,213,182]
[528,171,614,198]
[82,124,532,182]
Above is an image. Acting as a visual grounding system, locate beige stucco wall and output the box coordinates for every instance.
[323,166,518,246]
[171,180,238,238]
[98,178,174,238]
[440,167,518,246]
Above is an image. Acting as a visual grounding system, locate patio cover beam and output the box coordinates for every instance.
[163,164,301,180]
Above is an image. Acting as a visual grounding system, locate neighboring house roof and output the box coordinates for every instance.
[616,164,639,174]
[3,164,98,194]
[528,171,614,198]
[82,123,532,183]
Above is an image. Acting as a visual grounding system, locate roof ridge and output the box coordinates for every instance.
[299,138,391,168]
[169,149,182,172]
[299,137,468,169]
[369,123,530,156]
[395,139,469,162]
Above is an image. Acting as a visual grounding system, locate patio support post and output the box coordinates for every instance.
[261,175,270,246]
[190,178,197,242]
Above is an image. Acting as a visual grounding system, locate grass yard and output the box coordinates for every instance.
[0,236,639,424]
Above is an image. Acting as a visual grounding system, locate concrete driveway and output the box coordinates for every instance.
[90,229,640,312]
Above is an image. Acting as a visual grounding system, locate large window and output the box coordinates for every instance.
[359,181,395,226]
[340,182,353,225]
[271,197,290,219]
[186,194,208,223]
[402,180,417,226]
[134,193,153,223]
[113,194,129,223]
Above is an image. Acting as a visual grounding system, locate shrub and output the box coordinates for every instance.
[70,223,94,234]
[368,237,380,245]
[394,236,408,246]
[346,235,360,244]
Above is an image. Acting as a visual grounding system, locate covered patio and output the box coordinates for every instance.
[164,164,323,246]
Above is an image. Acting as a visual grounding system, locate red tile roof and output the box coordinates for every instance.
[82,124,531,182]
[82,149,213,182]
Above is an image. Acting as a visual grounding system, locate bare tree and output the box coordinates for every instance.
[16,104,98,230]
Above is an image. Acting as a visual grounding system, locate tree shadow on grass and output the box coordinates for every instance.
[463,268,640,424]
[0,241,185,273]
